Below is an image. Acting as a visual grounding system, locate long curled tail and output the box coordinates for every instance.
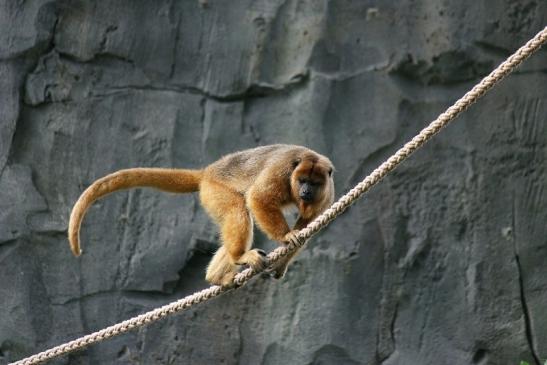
[68,168,202,256]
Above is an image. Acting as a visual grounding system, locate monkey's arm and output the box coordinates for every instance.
[280,215,312,262]
[268,216,311,279]
[247,189,291,242]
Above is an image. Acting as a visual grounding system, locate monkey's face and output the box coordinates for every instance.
[291,157,334,215]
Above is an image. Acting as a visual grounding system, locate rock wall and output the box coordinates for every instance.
[1,1,546,364]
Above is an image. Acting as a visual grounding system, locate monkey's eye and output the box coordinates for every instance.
[292,159,301,169]
[298,178,307,184]
[328,168,333,177]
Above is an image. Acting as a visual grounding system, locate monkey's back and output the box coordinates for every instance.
[203,144,311,193]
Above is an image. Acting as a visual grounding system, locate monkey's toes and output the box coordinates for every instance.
[220,272,237,287]
[207,271,237,288]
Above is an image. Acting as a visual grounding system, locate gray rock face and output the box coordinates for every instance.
[1,1,546,364]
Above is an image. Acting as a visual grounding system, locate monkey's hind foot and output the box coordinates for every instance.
[219,271,237,287]
[236,249,267,272]
[206,269,239,288]
[206,246,240,287]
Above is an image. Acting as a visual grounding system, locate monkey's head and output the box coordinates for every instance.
[290,154,335,218]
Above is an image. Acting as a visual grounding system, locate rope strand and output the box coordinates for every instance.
[11,25,547,365]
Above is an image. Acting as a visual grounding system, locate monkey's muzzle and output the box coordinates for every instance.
[299,186,314,202]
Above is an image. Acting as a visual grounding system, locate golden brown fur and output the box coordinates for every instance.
[68,144,335,286]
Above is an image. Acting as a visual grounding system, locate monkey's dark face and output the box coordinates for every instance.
[291,157,334,207]
[298,178,316,202]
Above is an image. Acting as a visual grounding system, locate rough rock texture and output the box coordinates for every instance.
[1,1,546,364]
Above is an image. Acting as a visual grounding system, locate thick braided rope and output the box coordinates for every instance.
[11,26,547,365]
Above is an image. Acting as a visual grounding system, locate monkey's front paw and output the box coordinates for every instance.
[282,230,300,244]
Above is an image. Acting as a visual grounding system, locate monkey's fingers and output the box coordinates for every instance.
[282,229,300,245]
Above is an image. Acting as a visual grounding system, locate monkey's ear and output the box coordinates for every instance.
[292,158,301,169]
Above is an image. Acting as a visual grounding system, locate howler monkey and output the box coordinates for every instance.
[69,144,335,286]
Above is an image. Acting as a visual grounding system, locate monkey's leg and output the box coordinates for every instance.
[223,209,266,269]
[201,181,266,286]
[206,246,237,286]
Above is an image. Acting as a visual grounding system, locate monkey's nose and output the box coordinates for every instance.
[300,191,313,202]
